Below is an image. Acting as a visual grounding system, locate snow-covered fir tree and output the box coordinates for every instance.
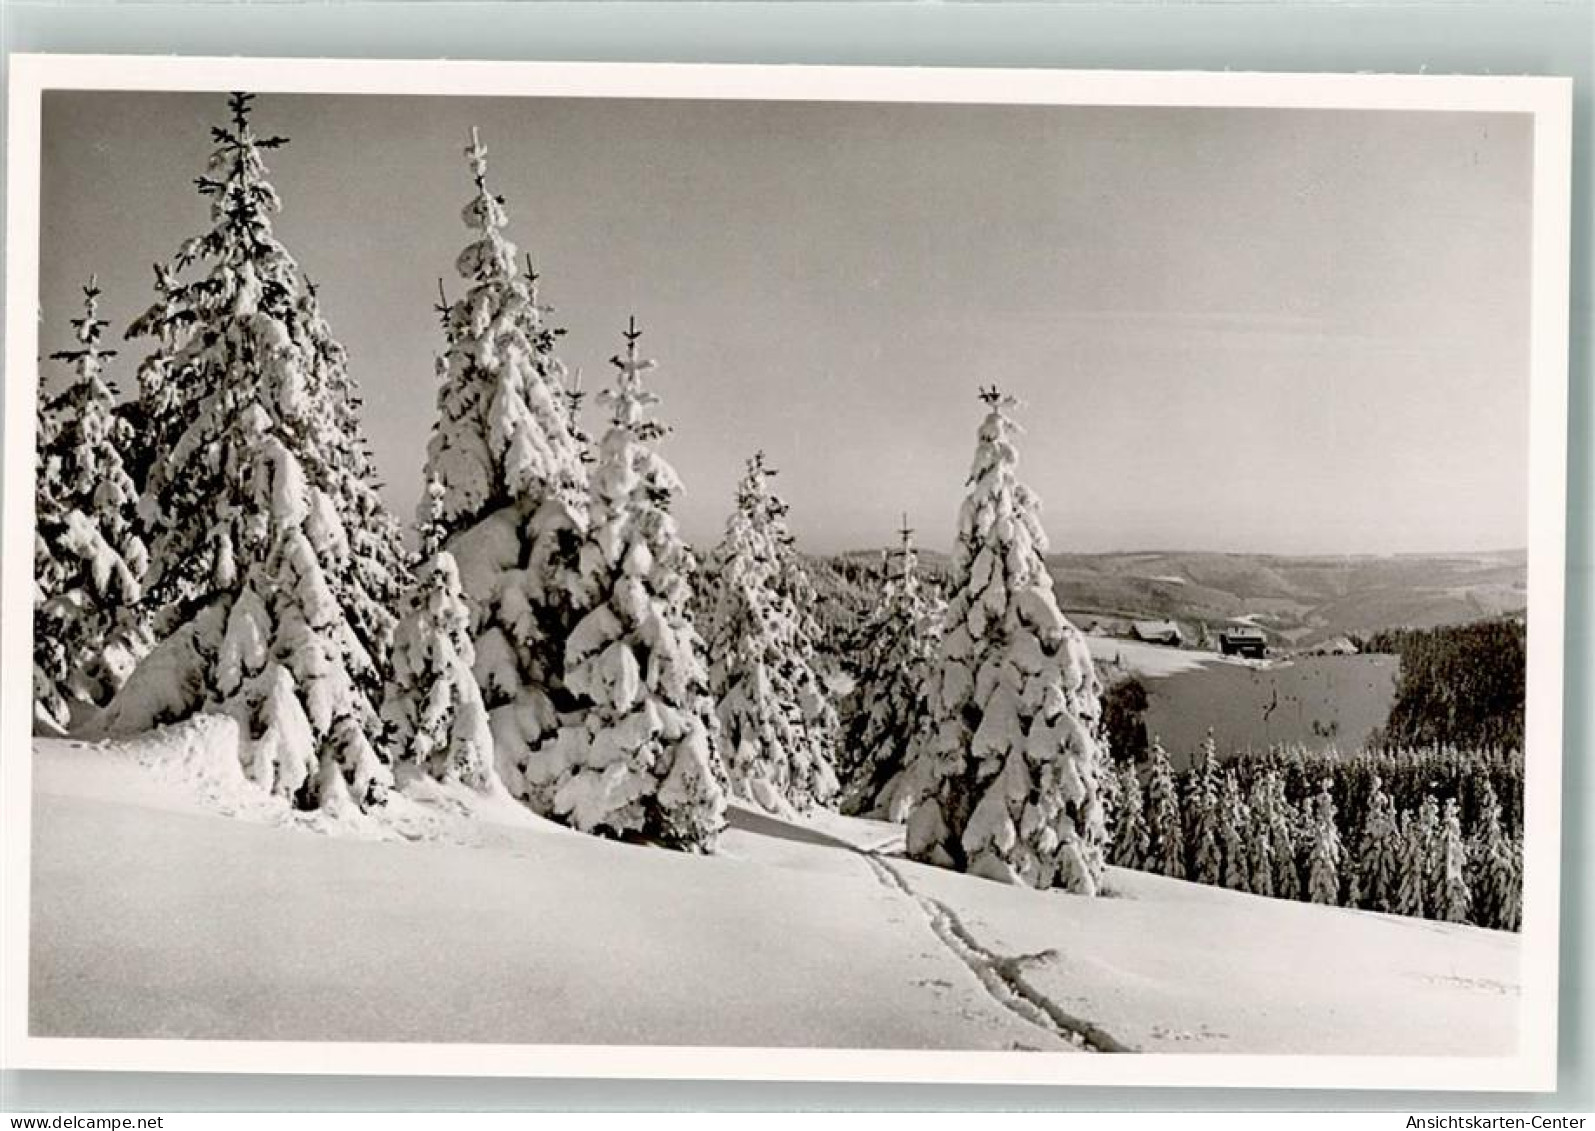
[1145,739,1186,879]
[1306,778,1343,905]
[1245,774,1277,899]
[101,93,400,810]
[546,319,727,851]
[1470,781,1521,931]
[1252,770,1301,901]
[1186,733,1225,885]
[1395,805,1429,918]
[34,278,149,728]
[419,127,588,813]
[1354,775,1402,913]
[838,516,945,816]
[1434,796,1472,923]
[1218,767,1252,892]
[1406,793,1444,918]
[378,551,495,790]
[706,452,841,814]
[1109,761,1150,869]
[891,388,1109,893]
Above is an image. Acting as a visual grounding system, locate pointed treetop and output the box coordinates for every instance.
[978,383,1019,412]
[466,126,489,191]
[898,512,915,552]
[609,315,657,382]
[50,275,116,362]
[599,317,664,439]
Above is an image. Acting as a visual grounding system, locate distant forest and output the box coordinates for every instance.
[1363,618,1526,754]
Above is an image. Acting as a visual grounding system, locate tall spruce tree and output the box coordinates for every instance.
[706,453,840,813]
[893,389,1109,893]
[1434,796,1472,923]
[420,128,589,815]
[1396,801,1437,919]
[1469,781,1520,930]
[1218,767,1252,892]
[841,516,945,816]
[1186,732,1225,885]
[1254,770,1301,901]
[34,278,148,727]
[547,320,727,850]
[1354,775,1402,913]
[101,93,398,810]
[1109,761,1151,869]
[1145,739,1186,879]
[1306,777,1344,906]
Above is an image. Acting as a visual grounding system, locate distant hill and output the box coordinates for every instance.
[1041,549,1525,648]
[805,547,1524,661]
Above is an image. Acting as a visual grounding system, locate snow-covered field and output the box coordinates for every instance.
[27,722,1519,1054]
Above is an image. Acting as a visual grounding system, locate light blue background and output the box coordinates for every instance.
[2,0,1590,1113]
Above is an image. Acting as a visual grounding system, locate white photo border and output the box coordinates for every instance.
[1,54,1573,1092]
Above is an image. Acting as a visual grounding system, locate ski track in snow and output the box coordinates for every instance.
[856,851,1128,1053]
[28,730,1520,1054]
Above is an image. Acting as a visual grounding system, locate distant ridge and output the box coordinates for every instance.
[824,548,1526,648]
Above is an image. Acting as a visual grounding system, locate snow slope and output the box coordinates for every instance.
[27,724,1518,1054]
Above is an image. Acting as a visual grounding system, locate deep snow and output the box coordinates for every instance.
[27,721,1519,1054]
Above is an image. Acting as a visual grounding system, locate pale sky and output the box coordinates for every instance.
[38,91,1533,556]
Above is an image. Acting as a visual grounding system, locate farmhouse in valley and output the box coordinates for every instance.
[1131,620,1184,647]
[1219,625,1268,659]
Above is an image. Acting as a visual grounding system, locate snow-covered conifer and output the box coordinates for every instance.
[101,93,396,809]
[838,516,945,815]
[1109,762,1150,869]
[1434,796,1472,923]
[1186,733,1225,886]
[547,320,726,850]
[33,278,148,727]
[1396,801,1434,918]
[706,453,840,813]
[1470,782,1520,930]
[1354,775,1402,913]
[1248,770,1301,901]
[894,388,1109,893]
[1144,739,1186,879]
[418,128,588,812]
[1306,777,1343,906]
[1218,768,1252,892]
[1245,775,1277,898]
[378,551,495,790]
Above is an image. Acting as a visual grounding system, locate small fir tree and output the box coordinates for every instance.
[1145,739,1186,879]
[1218,768,1252,892]
[706,453,841,813]
[1306,777,1343,905]
[1397,796,1440,918]
[1109,762,1151,869]
[1434,796,1472,923]
[378,551,495,790]
[1354,775,1402,913]
[1469,782,1520,930]
[1186,732,1225,885]
[34,278,148,725]
[839,516,945,815]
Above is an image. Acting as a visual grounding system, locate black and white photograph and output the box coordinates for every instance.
[0,58,1572,1090]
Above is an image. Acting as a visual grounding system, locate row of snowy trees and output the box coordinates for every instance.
[34,93,1116,889]
[1100,736,1524,931]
